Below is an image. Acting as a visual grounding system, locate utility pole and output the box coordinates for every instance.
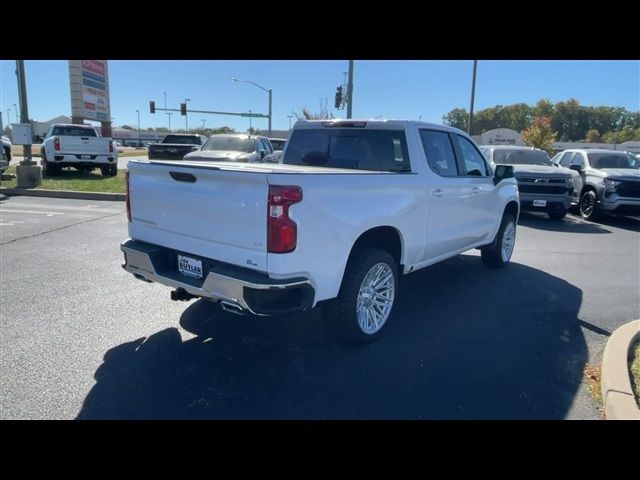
[287,114,293,130]
[249,110,252,131]
[15,60,41,187]
[346,60,354,119]
[136,109,141,147]
[468,60,478,134]
[163,91,167,109]
[201,119,206,129]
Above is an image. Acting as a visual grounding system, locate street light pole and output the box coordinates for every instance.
[201,119,206,129]
[468,60,478,134]
[166,112,172,131]
[136,109,141,147]
[232,78,272,136]
[287,114,293,130]
[163,91,167,109]
[185,98,191,132]
[6,109,10,126]
[13,104,18,123]
[249,110,252,131]
[346,60,354,119]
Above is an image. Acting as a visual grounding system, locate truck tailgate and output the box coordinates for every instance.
[59,136,111,155]
[128,160,269,272]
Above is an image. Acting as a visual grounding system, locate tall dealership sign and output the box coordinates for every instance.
[68,60,112,136]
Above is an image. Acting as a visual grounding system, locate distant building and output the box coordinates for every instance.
[473,128,639,154]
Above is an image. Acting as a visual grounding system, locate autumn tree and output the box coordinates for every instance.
[585,129,601,143]
[521,116,557,154]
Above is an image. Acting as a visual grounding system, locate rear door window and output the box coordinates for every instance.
[419,130,459,176]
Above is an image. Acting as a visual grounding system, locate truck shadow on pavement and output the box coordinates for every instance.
[518,212,612,234]
[77,255,586,420]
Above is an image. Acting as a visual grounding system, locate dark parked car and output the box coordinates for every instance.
[147,134,207,160]
[183,134,277,163]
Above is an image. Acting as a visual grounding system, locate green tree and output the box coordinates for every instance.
[602,124,640,144]
[585,129,601,143]
[502,103,532,132]
[532,99,554,119]
[442,108,469,130]
[521,116,557,154]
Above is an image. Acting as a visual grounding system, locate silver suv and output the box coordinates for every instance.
[551,149,640,220]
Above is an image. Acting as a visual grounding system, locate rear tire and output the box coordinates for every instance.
[325,248,398,345]
[42,157,60,177]
[101,165,117,177]
[481,214,516,269]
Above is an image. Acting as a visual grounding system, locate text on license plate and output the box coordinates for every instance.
[178,255,203,279]
[533,199,547,207]
[81,154,91,159]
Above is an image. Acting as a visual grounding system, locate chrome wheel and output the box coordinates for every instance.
[356,262,395,335]
[501,221,516,262]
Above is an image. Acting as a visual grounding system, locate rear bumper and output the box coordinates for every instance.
[120,239,315,316]
[52,154,116,165]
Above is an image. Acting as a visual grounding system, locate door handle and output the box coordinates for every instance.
[432,189,443,198]
[471,186,481,194]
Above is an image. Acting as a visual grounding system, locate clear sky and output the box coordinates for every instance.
[1,60,638,132]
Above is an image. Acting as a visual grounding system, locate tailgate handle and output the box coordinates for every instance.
[169,171,197,183]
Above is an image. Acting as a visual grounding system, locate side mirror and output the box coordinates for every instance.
[493,165,514,186]
[569,164,583,173]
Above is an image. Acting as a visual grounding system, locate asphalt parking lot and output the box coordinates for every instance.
[1,195,638,419]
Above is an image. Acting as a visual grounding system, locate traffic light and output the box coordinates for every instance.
[149,101,155,114]
[334,86,343,109]
[180,103,187,116]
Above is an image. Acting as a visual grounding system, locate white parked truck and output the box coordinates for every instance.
[121,120,519,343]
[41,124,118,177]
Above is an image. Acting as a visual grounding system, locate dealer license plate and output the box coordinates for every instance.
[533,199,547,207]
[178,255,203,279]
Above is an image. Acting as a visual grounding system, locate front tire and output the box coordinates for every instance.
[326,248,398,344]
[579,190,599,221]
[481,214,516,269]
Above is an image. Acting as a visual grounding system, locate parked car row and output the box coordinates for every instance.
[479,145,639,222]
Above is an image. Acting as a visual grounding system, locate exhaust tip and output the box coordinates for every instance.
[220,301,244,315]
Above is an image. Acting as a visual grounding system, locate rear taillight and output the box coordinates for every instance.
[267,185,302,253]
[54,137,60,151]
[109,140,113,153]
[125,171,131,222]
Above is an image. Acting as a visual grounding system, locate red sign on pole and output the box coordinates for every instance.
[81,60,105,76]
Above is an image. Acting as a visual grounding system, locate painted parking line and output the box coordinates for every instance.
[0,209,64,217]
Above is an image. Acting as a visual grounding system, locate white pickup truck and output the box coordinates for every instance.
[41,123,118,177]
[121,120,519,343]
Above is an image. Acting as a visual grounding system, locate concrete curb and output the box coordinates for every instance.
[0,187,125,202]
[601,319,640,420]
